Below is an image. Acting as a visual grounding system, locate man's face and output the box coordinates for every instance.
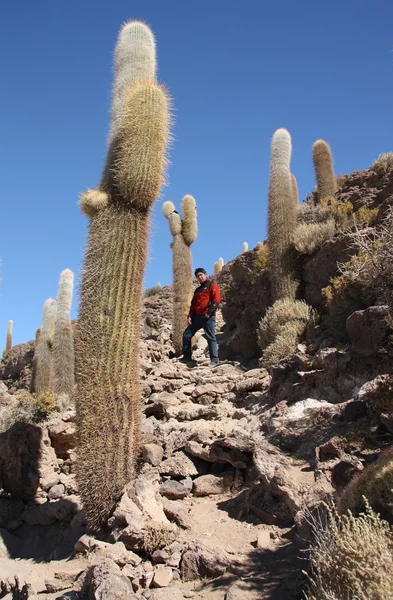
[196,272,207,283]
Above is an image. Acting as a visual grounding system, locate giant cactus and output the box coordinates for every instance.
[163,195,197,354]
[267,128,298,300]
[312,139,337,199]
[53,269,75,395]
[33,298,57,393]
[291,173,299,206]
[75,21,171,528]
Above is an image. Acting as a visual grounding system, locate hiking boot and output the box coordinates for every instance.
[209,360,219,368]
[177,357,196,368]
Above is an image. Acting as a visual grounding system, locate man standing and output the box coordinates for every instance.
[179,268,221,367]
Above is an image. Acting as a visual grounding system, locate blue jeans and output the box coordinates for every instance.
[182,315,218,361]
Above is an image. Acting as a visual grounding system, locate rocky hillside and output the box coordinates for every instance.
[0,164,392,599]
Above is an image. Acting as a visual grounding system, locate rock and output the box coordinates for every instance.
[142,444,164,467]
[22,496,80,526]
[193,473,233,496]
[180,477,193,494]
[59,473,79,494]
[316,437,343,462]
[162,499,192,530]
[85,558,137,599]
[180,543,229,581]
[346,305,390,355]
[356,374,393,412]
[48,417,76,457]
[165,403,227,421]
[159,480,189,500]
[152,567,173,588]
[48,483,65,499]
[109,493,145,528]
[0,341,35,389]
[0,422,43,498]
[159,453,200,478]
[184,440,249,469]
[331,459,363,489]
[380,412,393,433]
[343,400,367,422]
[97,542,143,568]
[128,476,170,525]
[256,529,271,548]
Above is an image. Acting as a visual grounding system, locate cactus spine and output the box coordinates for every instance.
[291,173,299,206]
[3,320,13,357]
[242,242,249,253]
[163,195,197,355]
[312,139,337,199]
[75,21,171,529]
[267,128,298,301]
[53,269,75,395]
[33,299,57,393]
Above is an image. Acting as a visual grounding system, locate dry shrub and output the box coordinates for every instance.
[338,446,393,519]
[257,299,317,367]
[305,502,393,600]
[370,152,393,176]
[143,521,176,555]
[297,200,333,225]
[336,173,348,189]
[0,391,59,432]
[144,282,162,297]
[355,207,378,226]
[253,243,268,270]
[293,220,335,254]
[320,197,354,228]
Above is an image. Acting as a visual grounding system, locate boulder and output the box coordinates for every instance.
[84,559,137,599]
[0,422,43,498]
[0,341,35,389]
[193,473,233,496]
[159,481,189,500]
[180,543,229,581]
[48,417,76,457]
[346,305,390,355]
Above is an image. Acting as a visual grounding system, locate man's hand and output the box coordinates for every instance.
[187,316,192,325]
[204,313,209,319]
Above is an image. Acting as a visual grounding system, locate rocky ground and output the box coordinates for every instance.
[0,165,392,599]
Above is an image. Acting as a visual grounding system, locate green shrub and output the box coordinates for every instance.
[305,502,393,600]
[293,220,335,254]
[355,207,379,226]
[320,197,354,227]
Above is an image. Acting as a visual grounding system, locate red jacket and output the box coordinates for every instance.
[189,280,221,318]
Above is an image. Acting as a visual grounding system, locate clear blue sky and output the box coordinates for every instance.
[1,0,393,345]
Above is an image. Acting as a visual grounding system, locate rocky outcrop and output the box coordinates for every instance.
[0,342,34,390]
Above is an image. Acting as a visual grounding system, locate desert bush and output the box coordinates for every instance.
[370,152,393,176]
[143,521,176,555]
[293,220,335,254]
[338,446,393,519]
[257,299,317,366]
[144,283,162,297]
[354,206,379,226]
[0,391,59,432]
[253,243,268,270]
[336,173,348,189]
[320,197,354,228]
[305,502,393,600]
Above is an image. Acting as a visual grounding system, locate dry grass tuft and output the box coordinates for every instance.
[370,152,393,176]
[143,521,176,555]
[144,282,162,297]
[305,501,393,600]
[0,391,60,432]
[338,446,393,519]
[293,220,335,254]
[257,299,317,367]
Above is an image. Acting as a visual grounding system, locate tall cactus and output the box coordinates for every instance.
[214,261,222,275]
[267,128,298,301]
[163,195,197,354]
[242,242,249,253]
[312,139,337,199]
[33,299,57,393]
[218,257,224,268]
[75,21,171,529]
[53,269,75,395]
[2,320,13,358]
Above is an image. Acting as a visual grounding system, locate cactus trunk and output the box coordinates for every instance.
[313,139,337,200]
[267,128,298,301]
[53,269,75,395]
[34,299,57,393]
[3,320,13,357]
[172,233,193,354]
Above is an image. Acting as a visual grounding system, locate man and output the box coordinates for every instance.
[179,268,221,368]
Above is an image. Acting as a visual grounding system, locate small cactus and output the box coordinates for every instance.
[267,128,298,301]
[214,261,222,275]
[2,320,13,358]
[218,257,224,267]
[33,299,57,393]
[163,195,197,354]
[53,269,75,395]
[256,241,264,251]
[242,241,249,253]
[312,139,337,200]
